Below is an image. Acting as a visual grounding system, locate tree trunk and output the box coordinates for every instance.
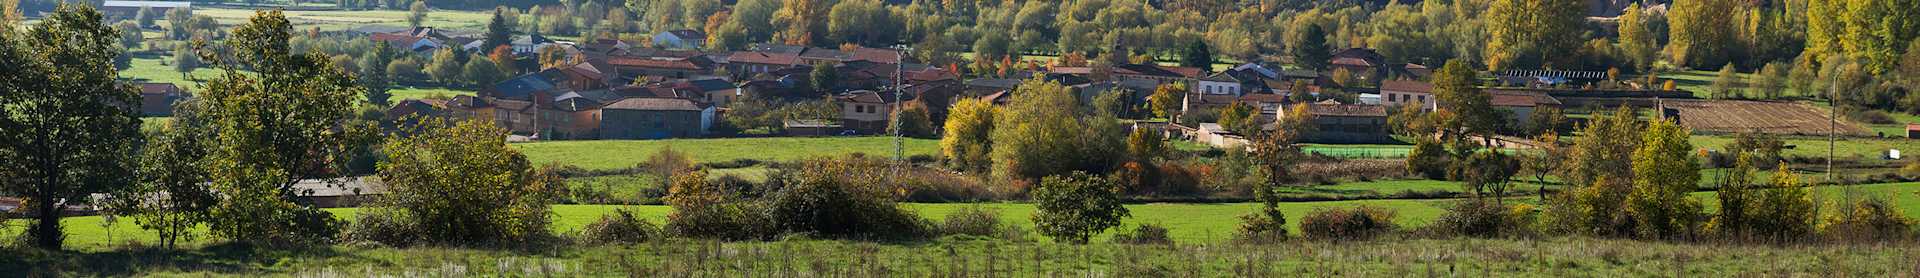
[32,196,61,250]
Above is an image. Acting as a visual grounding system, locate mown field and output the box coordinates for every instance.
[512,137,942,170]
[195,8,495,33]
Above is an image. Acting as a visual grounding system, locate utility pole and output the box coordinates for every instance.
[1828,83,1837,184]
[890,50,905,192]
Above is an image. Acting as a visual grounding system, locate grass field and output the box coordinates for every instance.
[196,8,495,33]
[388,86,475,101]
[512,137,942,170]
[1690,135,1920,159]
[118,56,224,89]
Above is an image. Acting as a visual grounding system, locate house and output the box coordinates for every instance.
[1330,48,1387,85]
[599,98,711,139]
[784,119,843,137]
[385,98,449,123]
[535,91,614,139]
[677,79,739,105]
[1488,90,1564,129]
[836,90,908,134]
[1908,123,1920,139]
[579,39,633,57]
[964,78,1022,97]
[726,51,805,76]
[1196,68,1273,96]
[137,82,184,116]
[465,34,558,55]
[101,1,189,20]
[652,30,707,50]
[481,73,561,100]
[604,55,717,81]
[1379,80,1436,109]
[1113,63,1203,87]
[369,32,443,53]
[1278,103,1393,144]
[1194,123,1249,148]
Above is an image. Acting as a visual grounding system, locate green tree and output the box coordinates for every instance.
[1617,3,1659,70]
[1292,24,1330,71]
[135,5,155,27]
[1625,119,1704,239]
[809,62,838,93]
[942,98,996,172]
[1709,63,1740,99]
[379,119,552,244]
[116,21,142,49]
[1217,101,1257,135]
[198,10,367,245]
[1668,0,1739,68]
[463,54,505,88]
[1433,60,1497,137]
[1787,55,1819,97]
[989,77,1125,182]
[118,108,217,249]
[1900,40,1920,88]
[1561,106,1641,188]
[1484,0,1586,70]
[889,100,936,139]
[728,0,779,42]
[1181,39,1212,72]
[1753,62,1788,99]
[1463,150,1520,204]
[426,47,463,86]
[172,43,198,78]
[1147,83,1183,119]
[361,44,394,105]
[826,0,897,47]
[0,4,143,250]
[1031,171,1130,244]
[164,6,189,40]
[407,0,427,28]
[483,7,512,52]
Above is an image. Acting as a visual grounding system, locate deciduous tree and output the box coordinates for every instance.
[0,4,143,250]
[1031,171,1129,244]
[379,119,553,244]
[1625,119,1704,239]
[941,98,996,173]
[407,0,427,28]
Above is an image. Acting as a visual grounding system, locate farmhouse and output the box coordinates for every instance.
[1278,102,1393,144]
[1330,48,1387,85]
[1487,90,1565,129]
[137,82,184,116]
[1112,63,1204,87]
[599,98,712,139]
[836,90,908,134]
[1380,80,1435,109]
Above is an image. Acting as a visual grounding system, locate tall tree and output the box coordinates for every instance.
[729,0,779,42]
[941,98,996,172]
[989,77,1126,182]
[361,43,394,105]
[1616,3,1659,70]
[1709,63,1740,99]
[1484,0,1586,70]
[1625,119,1703,239]
[116,105,216,249]
[772,0,830,46]
[827,0,898,47]
[198,10,367,245]
[379,118,552,244]
[407,0,427,28]
[1668,0,1740,68]
[1181,39,1213,73]
[1292,24,1330,71]
[135,5,156,27]
[483,7,513,52]
[1433,60,1497,138]
[0,4,142,250]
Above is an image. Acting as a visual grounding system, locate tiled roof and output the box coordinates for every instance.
[837,90,907,104]
[604,97,703,111]
[1306,103,1388,117]
[606,56,711,70]
[1487,90,1562,107]
[1380,80,1434,93]
[1114,63,1202,78]
[846,47,901,64]
[728,51,804,66]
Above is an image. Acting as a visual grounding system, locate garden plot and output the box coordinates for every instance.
[1667,100,1870,136]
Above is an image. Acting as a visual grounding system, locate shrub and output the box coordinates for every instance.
[1818,197,1914,242]
[666,202,776,241]
[1298,206,1396,241]
[1111,224,1173,245]
[579,209,660,245]
[1406,138,1449,180]
[1031,171,1131,244]
[1234,211,1288,243]
[1433,200,1532,238]
[940,206,1005,237]
[765,157,931,240]
[341,208,421,247]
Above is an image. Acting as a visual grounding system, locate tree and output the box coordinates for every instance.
[1463,150,1520,204]
[0,4,143,250]
[1126,127,1165,160]
[164,6,190,39]
[942,98,996,173]
[1901,40,1920,88]
[729,0,779,42]
[1433,60,1497,137]
[1147,83,1183,119]
[463,53,505,88]
[826,0,897,47]
[361,44,394,105]
[116,21,142,49]
[1667,0,1739,68]
[1484,0,1586,70]
[1753,62,1788,99]
[1181,39,1212,73]
[1625,119,1704,239]
[1031,171,1129,244]
[117,108,216,249]
[1292,24,1330,71]
[483,7,512,52]
[427,47,463,86]
[1528,106,1566,135]
[198,10,367,245]
[808,62,838,93]
[1217,101,1257,135]
[407,0,427,28]
[1709,63,1740,99]
[771,0,830,46]
[990,77,1125,182]
[1616,3,1659,70]
[135,6,156,27]
[1520,133,1564,200]
[379,119,552,244]
[1788,55,1819,97]
[889,100,935,139]
[171,43,198,78]
[1561,106,1641,188]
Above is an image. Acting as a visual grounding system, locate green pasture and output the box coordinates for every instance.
[195,8,495,33]
[512,137,941,171]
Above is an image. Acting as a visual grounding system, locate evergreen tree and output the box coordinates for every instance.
[483,7,512,52]
[1181,39,1212,73]
[1292,24,1330,71]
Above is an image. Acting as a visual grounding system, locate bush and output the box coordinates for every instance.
[579,209,660,245]
[1819,198,1914,242]
[1406,138,1449,180]
[1031,171,1131,244]
[1433,200,1533,238]
[1298,206,1396,241]
[765,157,931,240]
[666,202,777,241]
[378,119,553,245]
[1843,109,1897,125]
[939,206,1006,238]
[341,208,421,247]
[1234,211,1289,243]
[1111,224,1173,245]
